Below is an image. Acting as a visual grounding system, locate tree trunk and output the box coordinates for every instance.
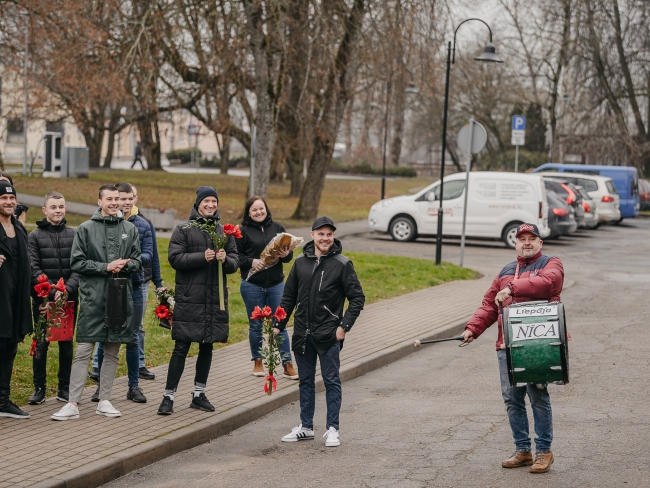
[391,70,405,166]
[270,142,285,182]
[292,0,366,221]
[138,117,162,170]
[83,128,104,168]
[104,131,116,168]
[287,150,303,197]
[219,134,230,175]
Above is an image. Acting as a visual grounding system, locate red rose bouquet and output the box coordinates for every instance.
[153,287,175,329]
[252,305,287,395]
[186,219,242,310]
[31,275,69,357]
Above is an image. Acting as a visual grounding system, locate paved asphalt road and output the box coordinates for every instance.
[105,220,650,488]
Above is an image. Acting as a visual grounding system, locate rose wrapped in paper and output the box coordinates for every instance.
[31,274,69,356]
[256,306,287,395]
[246,232,304,281]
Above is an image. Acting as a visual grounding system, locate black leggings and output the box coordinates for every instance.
[0,340,18,403]
[165,341,213,391]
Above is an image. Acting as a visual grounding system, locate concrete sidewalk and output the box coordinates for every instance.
[0,274,489,488]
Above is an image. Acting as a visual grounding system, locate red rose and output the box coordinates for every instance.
[54,278,66,293]
[155,305,170,319]
[34,282,52,298]
[273,306,287,321]
[223,223,243,238]
[261,306,272,318]
[29,339,37,356]
[251,306,263,320]
[37,274,48,284]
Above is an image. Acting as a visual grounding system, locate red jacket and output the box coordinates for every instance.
[465,251,564,350]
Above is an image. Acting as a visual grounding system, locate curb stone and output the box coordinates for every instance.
[27,316,471,488]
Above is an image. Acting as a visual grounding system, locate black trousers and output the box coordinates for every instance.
[0,340,19,404]
[33,339,73,389]
[165,341,213,391]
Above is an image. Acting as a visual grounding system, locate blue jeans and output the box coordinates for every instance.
[295,337,341,430]
[139,282,150,368]
[98,286,144,388]
[498,350,553,452]
[240,280,292,365]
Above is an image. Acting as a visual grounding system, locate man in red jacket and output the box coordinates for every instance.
[461,223,564,474]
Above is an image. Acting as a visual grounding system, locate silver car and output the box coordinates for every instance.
[576,186,599,229]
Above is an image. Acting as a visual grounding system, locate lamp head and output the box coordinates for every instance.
[474,43,504,63]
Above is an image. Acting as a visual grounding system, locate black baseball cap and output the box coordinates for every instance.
[312,216,336,231]
[515,223,541,238]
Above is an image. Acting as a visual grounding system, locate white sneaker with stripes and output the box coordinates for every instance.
[282,424,314,442]
[323,427,340,447]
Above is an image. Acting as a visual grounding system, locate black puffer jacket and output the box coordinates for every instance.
[277,239,365,355]
[168,207,239,344]
[27,219,80,301]
[237,213,293,287]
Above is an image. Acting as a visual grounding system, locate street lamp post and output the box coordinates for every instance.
[434,19,503,265]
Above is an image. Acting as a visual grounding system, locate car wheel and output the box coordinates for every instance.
[390,216,417,242]
[502,223,520,249]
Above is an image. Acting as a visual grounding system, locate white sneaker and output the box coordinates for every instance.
[323,427,340,447]
[96,400,122,418]
[51,402,79,421]
[282,424,315,442]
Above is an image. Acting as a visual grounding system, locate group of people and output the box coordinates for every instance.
[0,177,366,448]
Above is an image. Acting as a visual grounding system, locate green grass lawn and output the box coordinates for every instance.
[10,238,478,406]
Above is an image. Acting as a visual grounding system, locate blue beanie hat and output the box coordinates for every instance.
[195,186,219,207]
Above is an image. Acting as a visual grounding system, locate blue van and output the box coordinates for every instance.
[533,163,639,219]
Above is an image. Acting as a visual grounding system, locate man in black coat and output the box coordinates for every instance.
[277,217,365,447]
[0,183,32,419]
[157,186,239,416]
[27,191,79,405]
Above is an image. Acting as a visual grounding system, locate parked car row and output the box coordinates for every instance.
[368,167,630,249]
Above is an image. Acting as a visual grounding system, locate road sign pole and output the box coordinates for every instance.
[459,118,475,267]
[515,144,519,173]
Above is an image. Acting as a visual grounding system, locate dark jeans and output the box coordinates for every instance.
[498,350,553,452]
[98,286,143,388]
[165,341,214,392]
[240,280,292,365]
[0,340,19,404]
[33,339,73,389]
[295,337,342,430]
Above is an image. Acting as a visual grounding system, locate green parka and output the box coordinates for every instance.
[70,209,141,343]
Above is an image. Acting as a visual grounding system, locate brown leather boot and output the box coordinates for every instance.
[283,362,299,380]
[252,359,265,377]
[502,451,533,468]
[530,451,554,473]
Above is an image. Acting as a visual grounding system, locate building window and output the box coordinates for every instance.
[7,119,25,144]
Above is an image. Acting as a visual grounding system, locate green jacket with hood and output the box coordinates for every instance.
[70,209,142,343]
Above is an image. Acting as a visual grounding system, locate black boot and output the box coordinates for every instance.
[91,385,100,402]
[28,387,46,405]
[56,385,69,402]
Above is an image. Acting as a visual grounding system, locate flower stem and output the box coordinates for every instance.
[218,260,225,311]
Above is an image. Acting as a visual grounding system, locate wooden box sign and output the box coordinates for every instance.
[46,301,75,342]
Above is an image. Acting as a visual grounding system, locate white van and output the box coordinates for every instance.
[368,172,550,248]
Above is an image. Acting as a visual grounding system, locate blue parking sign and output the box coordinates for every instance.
[512,115,526,130]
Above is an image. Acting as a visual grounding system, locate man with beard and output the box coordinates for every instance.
[277,217,365,447]
[0,183,32,419]
[461,223,565,474]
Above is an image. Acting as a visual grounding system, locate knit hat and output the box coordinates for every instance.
[0,184,16,197]
[195,186,219,207]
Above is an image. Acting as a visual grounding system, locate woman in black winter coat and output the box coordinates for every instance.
[236,196,298,380]
[157,187,239,416]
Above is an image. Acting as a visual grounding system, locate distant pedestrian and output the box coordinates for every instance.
[27,191,79,405]
[51,184,141,421]
[237,195,298,380]
[278,217,365,447]
[157,187,239,415]
[131,142,144,169]
[0,182,32,419]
